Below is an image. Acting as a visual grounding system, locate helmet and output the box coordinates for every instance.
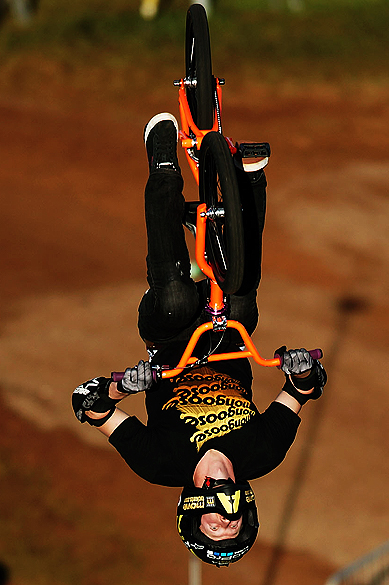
[177,479,259,567]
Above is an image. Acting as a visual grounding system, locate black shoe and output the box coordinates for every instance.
[144,113,180,173]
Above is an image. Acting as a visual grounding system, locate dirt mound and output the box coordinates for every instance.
[1,77,388,584]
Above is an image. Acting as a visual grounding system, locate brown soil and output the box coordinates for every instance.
[1,66,388,585]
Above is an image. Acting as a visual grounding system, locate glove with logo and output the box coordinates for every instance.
[72,361,153,427]
[72,377,123,427]
[275,346,327,406]
[116,360,153,394]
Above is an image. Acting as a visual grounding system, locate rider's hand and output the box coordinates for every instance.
[276,347,313,376]
[275,346,327,406]
[72,377,123,427]
[116,360,153,394]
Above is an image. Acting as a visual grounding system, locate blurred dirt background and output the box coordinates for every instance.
[0,2,388,584]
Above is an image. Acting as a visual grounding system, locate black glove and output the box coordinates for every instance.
[275,347,327,406]
[72,377,122,427]
[116,360,153,394]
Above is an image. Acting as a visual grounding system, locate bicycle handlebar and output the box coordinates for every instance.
[111,348,323,382]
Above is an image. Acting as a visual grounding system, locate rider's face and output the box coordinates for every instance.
[199,513,243,540]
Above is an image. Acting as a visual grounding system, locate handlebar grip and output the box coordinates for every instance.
[308,349,323,360]
[111,372,124,382]
[111,370,160,383]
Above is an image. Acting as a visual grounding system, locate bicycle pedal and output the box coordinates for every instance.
[238,142,271,158]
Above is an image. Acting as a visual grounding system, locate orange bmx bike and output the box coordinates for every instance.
[113,4,321,382]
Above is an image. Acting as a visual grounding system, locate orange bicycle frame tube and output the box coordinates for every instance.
[195,203,224,312]
[177,78,223,184]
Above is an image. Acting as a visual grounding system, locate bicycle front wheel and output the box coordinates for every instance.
[199,132,244,295]
[185,3,214,130]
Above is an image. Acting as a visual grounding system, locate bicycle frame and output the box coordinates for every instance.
[144,75,278,379]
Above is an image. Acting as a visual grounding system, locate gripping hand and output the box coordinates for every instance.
[116,360,153,394]
[275,346,327,406]
[278,347,313,375]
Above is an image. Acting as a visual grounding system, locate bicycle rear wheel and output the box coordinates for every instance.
[199,131,244,295]
[185,3,214,130]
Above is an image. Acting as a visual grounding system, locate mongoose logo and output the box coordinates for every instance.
[162,367,256,451]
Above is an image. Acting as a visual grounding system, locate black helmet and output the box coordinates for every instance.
[177,479,259,567]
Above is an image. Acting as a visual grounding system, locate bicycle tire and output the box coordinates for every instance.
[185,4,214,130]
[199,131,244,295]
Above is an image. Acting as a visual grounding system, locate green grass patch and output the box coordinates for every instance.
[0,0,388,85]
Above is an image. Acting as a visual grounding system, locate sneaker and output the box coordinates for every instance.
[144,113,180,173]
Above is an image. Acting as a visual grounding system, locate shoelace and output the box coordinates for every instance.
[153,133,177,168]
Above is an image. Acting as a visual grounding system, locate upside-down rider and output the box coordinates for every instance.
[72,113,327,567]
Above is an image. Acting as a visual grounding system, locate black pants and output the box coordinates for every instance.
[138,166,267,346]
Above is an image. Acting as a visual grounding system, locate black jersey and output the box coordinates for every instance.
[109,349,300,487]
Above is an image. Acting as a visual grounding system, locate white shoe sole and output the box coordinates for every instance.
[144,113,179,145]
